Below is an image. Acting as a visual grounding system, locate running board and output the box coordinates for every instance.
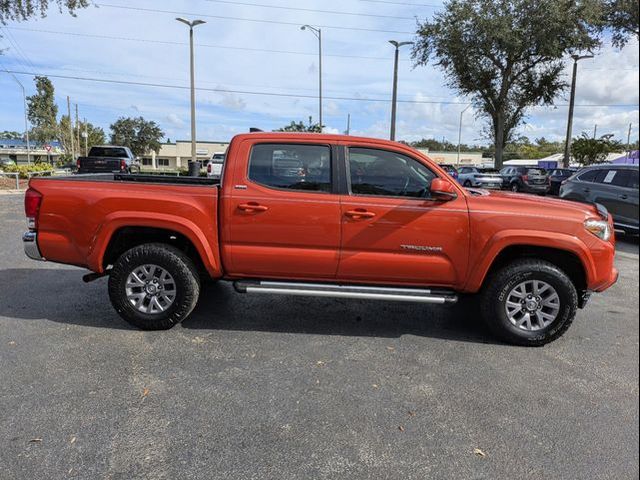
[233,281,458,304]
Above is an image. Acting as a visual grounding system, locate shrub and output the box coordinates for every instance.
[1,163,56,179]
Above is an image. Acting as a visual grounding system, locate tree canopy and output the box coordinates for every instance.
[275,117,322,133]
[0,130,23,139]
[0,0,89,23]
[599,0,640,48]
[413,0,601,168]
[26,76,58,144]
[571,133,622,165]
[109,117,164,157]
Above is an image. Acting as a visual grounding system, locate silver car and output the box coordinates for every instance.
[458,166,503,189]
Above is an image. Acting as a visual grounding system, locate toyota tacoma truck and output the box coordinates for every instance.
[22,133,618,346]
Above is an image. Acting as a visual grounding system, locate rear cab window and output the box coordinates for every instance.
[248,143,332,193]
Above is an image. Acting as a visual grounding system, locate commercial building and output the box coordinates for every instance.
[140,140,229,170]
[0,139,63,164]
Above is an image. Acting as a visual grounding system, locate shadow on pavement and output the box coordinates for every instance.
[0,268,499,344]
[616,234,639,255]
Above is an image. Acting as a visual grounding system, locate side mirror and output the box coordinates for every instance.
[430,178,458,201]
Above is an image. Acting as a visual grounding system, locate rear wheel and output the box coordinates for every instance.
[480,259,578,346]
[464,180,472,187]
[108,243,200,330]
[511,182,520,192]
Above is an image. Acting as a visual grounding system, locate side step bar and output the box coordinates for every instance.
[234,281,458,304]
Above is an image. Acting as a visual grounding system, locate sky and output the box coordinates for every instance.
[0,0,638,147]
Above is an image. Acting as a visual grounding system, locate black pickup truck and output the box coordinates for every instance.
[76,146,140,174]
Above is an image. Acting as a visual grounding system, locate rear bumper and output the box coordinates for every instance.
[23,231,45,261]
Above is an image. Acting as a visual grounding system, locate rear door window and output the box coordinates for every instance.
[248,143,332,193]
[577,169,599,183]
[626,170,639,189]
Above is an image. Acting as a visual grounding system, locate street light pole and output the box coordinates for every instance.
[388,40,413,141]
[301,25,322,132]
[563,53,593,168]
[176,17,206,168]
[2,68,31,164]
[457,104,472,166]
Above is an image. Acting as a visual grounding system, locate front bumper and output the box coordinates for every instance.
[23,231,45,261]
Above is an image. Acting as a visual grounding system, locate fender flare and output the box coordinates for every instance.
[463,230,595,292]
[86,211,221,277]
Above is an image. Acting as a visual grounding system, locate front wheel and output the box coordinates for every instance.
[511,182,520,192]
[108,243,200,330]
[480,259,578,346]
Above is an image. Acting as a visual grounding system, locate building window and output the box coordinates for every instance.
[142,158,153,166]
[158,158,170,167]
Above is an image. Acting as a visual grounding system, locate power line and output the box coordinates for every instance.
[95,3,415,34]
[0,27,38,74]
[6,26,411,62]
[5,69,638,108]
[203,0,416,20]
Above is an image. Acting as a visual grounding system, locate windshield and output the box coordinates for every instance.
[89,147,128,158]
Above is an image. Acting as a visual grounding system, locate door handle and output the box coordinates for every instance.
[238,202,268,212]
[583,188,591,193]
[345,209,376,219]
[620,194,628,200]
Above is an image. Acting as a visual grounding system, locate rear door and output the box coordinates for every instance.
[224,139,341,279]
[596,168,640,227]
[336,144,470,288]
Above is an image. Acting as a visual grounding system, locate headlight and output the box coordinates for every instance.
[584,219,611,241]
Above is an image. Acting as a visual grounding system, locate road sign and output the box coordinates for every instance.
[44,145,52,152]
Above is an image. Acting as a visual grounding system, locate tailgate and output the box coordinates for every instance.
[79,157,122,172]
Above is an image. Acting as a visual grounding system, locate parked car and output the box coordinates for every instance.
[206,152,225,178]
[499,166,550,194]
[457,166,503,189]
[22,132,618,346]
[76,146,140,174]
[560,164,639,234]
[548,168,578,196]
[439,164,459,181]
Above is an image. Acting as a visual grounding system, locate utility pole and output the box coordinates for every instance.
[563,53,593,168]
[627,123,632,158]
[75,104,80,155]
[593,124,597,139]
[388,40,413,141]
[301,25,323,132]
[345,113,351,135]
[176,17,206,171]
[457,104,472,166]
[67,96,75,160]
[83,117,89,156]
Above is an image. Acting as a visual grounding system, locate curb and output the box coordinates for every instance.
[0,190,25,195]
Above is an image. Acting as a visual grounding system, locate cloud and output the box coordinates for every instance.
[165,113,184,127]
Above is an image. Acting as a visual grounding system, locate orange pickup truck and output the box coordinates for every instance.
[22,133,618,345]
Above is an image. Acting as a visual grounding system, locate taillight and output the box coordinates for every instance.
[24,187,43,230]
[207,163,212,173]
[522,175,529,183]
[120,159,127,171]
[76,158,81,169]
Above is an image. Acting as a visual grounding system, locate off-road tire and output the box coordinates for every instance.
[108,243,200,330]
[480,259,578,346]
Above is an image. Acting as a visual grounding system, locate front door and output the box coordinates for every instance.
[225,140,341,279]
[337,146,470,288]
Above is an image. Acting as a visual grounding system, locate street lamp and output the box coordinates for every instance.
[301,25,322,132]
[2,68,31,164]
[456,104,472,166]
[563,53,594,167]
[176,17,206,169]
[388,40,413,141]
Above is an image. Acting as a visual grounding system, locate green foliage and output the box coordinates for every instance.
[413,0,601,168]
[58,116,106,155]
[0,163,55,178]
[275,117,322,133]
[571,133,622,165]
[109,117,164,157]
[27,76,58,144]
[0,0,89,23]
[599,0,639,48]
[0,131,23,139]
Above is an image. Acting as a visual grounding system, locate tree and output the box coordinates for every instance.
[571,133,622,165]
[275,117,322,133]
[27,76,58,144]
[58,116,106,156]
[413,0,601,168]
[0,130,23,139]
[109,117,164,157]
[598,0,639,48]
[0,0,89,23]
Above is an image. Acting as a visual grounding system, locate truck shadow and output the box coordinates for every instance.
[0,268,498,344]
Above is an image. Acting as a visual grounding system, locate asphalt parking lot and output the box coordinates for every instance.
[1,193,638,479]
